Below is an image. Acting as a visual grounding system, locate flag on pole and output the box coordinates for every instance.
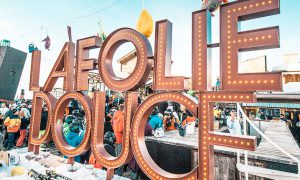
[67,26,72,43]
[42,35,51,50]
[97,19,107,41]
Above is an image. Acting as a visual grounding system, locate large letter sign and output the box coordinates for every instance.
[28,0,281,179]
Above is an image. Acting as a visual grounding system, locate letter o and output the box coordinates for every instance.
[51,91,92,156]
[98,28,153,92]
[131,92,198,179]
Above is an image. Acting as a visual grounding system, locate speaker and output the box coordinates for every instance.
[0,46,27,100]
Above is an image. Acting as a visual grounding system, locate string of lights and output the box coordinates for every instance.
[11,0,123,42]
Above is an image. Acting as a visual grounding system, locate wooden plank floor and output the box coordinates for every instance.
[252,121,300,163]
[146,121,300,165]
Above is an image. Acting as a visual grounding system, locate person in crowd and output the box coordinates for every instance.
[75,117,85,133]
[39,105,48,137]
[1,106,13,146]
[293,111,300,141]
[213,106,221,119]
[27,101,33,114]
[266,116,273,121]
[105,94,110,115]
[215,77,221,91]
[144,122,153,136]
[280,114,287,122]
[65,122,83,163]
[104,116,113,134]
[181,109,196,127]
[163,109,180,131]
[0,103,9,132]
[3,109,21,150]
[20,103,31,119]
[16,110,29,147]
[158,101,168,115]
[107,97,113,113]
[108,108,117,119]
[0,103,10,117]
[179,105,196,125]
[167,105,179,120]
[63,115,75,136]
[248,112,256,121]
[102,131,116,156]
[226,110,242,135]
[112,104,125,175]
[112,104,125,154]
[158,113,163,121]
[179,104,187,123]
[72,109,80,119]
[148,108,163,130]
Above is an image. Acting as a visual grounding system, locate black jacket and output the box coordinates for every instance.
[20,117,29,130]
[104,122,113,134]
[40,111,48,131]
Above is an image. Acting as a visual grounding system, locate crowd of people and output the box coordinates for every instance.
[2,93,299,179]
[88,94,198,179]
[0,94,198,179]
[0,100,32,150]
[0,93,241,179]
[43,92,199,179]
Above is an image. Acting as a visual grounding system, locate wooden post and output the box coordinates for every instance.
[68,157,74,165]
[33,145,39,155]
[28,144,34,152]
[106,168,114,180]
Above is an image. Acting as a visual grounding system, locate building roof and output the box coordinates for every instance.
[243,102,300,108]
[116,50,136,64]
[272,63,300,72]
[257,92,300,103]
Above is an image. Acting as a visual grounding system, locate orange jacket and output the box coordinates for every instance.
[4,115,21,133]
[182,116,196,127]
[112,111,124,144]
[163,117,180,131]
[89,153,102,169]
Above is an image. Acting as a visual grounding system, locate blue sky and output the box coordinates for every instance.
[0,0,299,98]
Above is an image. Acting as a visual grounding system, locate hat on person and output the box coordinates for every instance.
[164,108,173,116]
[12,108,18,114]
[166,106,174,111]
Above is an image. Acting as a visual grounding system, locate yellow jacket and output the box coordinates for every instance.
[4,115,21,133]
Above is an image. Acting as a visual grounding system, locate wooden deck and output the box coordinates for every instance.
[251,121,300,164]
[145,121,300,165]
